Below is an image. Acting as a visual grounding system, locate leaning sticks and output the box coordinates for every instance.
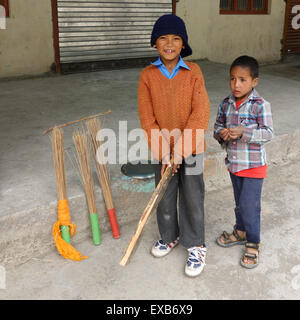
[86,118,120,239]
[73,130,101,245]
[46,110,116,260]
[51,127,87,261]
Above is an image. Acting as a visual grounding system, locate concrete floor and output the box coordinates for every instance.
[0,57,300,297]
[0,58,300,216]
[1,154,300,300]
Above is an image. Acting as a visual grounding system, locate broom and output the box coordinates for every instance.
[51,127,87,261]
[85,118,120,239]
[73,130,101,245]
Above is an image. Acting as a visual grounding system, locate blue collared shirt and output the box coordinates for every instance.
[152,56,191,79]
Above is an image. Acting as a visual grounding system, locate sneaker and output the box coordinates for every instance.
[151,239,179,258]
[185,244,207,277]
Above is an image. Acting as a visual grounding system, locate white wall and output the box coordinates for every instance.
[0,0,287,78]
[0,0,54,78]
[177,0,286,64]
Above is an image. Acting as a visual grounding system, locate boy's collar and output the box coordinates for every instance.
[228,89,261,104]
[152,56,191,70]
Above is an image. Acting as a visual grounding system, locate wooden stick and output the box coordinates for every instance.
[42,110,112,136]
[119,161,174,266]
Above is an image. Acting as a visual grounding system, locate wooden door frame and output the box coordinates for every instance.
[0,0,9,17]
[282,0,291,57]
[282,0,300,57]
[172,0,177,14]
[51,0,61,73]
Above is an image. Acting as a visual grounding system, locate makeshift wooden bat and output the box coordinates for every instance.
[119,159,174,266]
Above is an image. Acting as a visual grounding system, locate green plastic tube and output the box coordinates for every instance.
[60,225,70,244]
[90,213,101,245]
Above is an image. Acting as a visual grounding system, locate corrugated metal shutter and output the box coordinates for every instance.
[57,0,173,64]
[282,0,300,56]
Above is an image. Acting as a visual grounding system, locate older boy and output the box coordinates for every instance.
[214,56,273,269]
[138,14,210,277]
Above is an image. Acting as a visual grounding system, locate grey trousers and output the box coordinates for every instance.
[154,153,205,248]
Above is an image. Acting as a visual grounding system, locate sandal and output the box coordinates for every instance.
[240,242,260,269]
[216,225,247,247]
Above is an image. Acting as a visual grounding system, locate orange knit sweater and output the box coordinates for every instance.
[138,61,210,161]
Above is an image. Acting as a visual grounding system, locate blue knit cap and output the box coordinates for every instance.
[151,14,192,58]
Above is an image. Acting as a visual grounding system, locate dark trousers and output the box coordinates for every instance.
[230,173,264,244]
[154,154,205,249]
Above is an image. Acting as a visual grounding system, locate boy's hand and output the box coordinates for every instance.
[161,153,181,177]
[161,163,180,176]
[171,163,180,175]
[172,153,182,175]
[219,128,231,141]
[229,126,244,139]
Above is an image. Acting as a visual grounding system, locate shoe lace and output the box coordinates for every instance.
[188,246,206,263]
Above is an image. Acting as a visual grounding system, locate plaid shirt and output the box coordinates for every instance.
[213,89,273,173]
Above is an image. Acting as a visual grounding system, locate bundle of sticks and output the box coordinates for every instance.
[51,127,87,261]
[45,111,113,259]
[73,130,101,245]
[86,118,120,239]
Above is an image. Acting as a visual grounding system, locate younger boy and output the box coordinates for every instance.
[138,14,210,277]
[214,55,273,269]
